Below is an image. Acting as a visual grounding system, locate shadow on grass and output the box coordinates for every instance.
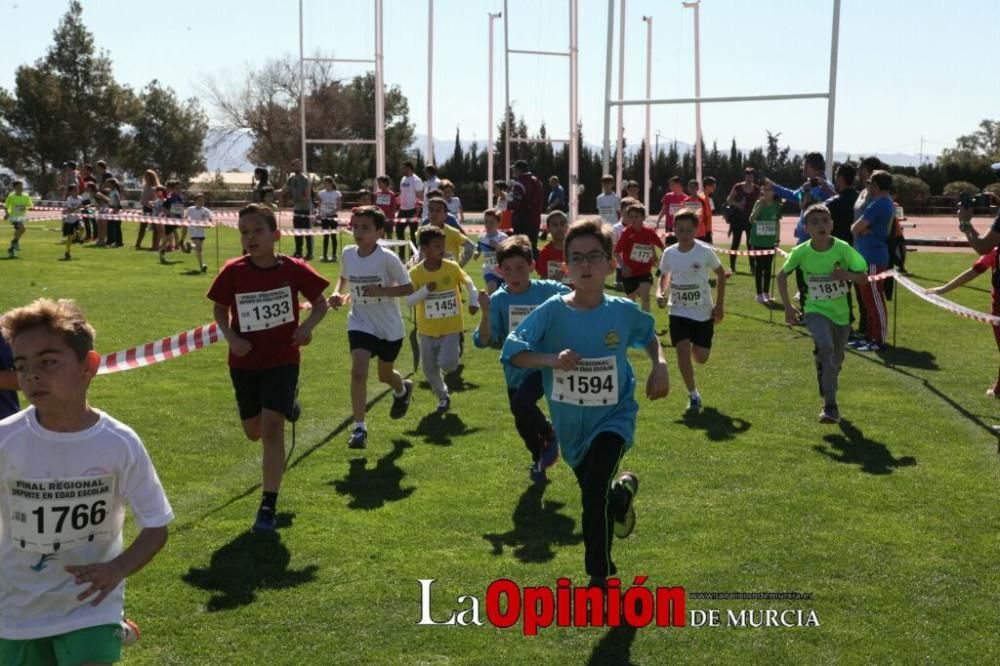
[405,412,481,446]
[875,345,940,371]
[587,624,639,666]
[443,364,479,393]
[483,480,582,563]
[675,406,751,442]
[330,439,415,509]
[182,513,318,611]
[814,419,917,475]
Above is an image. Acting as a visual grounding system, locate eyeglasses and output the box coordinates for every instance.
[568,251,609,266]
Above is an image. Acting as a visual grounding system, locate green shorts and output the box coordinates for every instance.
[0,623,123,665]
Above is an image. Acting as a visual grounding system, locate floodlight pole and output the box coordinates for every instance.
[643,15,652,207]
[569,0,579,222]
[488,11,502,208]
[503,0,511,181]
[427,0,435,165]
[298,0,307,169]
[825,0,841,179]
[601,0,615,175]
[375,0,385,177]
[616,0,626,192]
[683,1,702,187]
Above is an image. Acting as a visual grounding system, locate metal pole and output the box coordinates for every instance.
[375,0,385,179]
[298,0,307,170]
[427,0,434,165]
[503,0,511,181]
[569,0,579,222]
[616,0,626,191]
[683,1,702,187]
[602,0,614,174]
[643,15,652,206]
[825,0,841,180]
[488,12,501,208]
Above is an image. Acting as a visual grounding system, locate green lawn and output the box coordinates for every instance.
[3,221,998,665]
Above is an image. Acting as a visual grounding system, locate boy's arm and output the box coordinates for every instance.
[293,294,330,346]
[768,181,798,202]
[474,292,493,346]
[643,334,669,400]
[65,526,168,607]
[328,277,350,308]
[460,236,476,267]
[777,270,799,324]
[712,265,726,324]
[510,350,580,370]
[213,302,251,357]
[926,268,979,295]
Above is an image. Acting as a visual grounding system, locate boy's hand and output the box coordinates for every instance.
[784,305,802,326]
[468,304,480,315]
[65,560,126,606]
[292,325,313,347]
[712,303,725,324]
[228,336,252,357]
[361,285,382,297]
[646,361,669,400]
[327,293,351,309]
[552,349,581,370]
[477,291,491,310]
[426,281,437,292]
[925,286,944,295]
[656,293,667,309]
[621,265,632,278]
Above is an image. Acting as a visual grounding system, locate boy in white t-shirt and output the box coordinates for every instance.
[595,175,620,230]
[62,185,84,261]
[656,210,726,413]
[328,206,415,450]
[183,193,213,273]
[395,161,425,250]
[317,176,342,263]
[0,298,173,664]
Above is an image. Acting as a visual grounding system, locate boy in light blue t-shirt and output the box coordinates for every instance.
[501,219,669,589]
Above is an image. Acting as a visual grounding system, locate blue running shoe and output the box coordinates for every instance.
[540,430,559,469]
[252,507,277,533]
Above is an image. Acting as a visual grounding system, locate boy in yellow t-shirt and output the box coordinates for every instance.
[4,180,33,258]
[406,227,479,412]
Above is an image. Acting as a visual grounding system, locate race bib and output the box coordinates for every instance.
[170,203,185,216]
[547,261,564,279]
[482,251,498,273]
[7,476,115,554]
[320,202,337,216]
[598,206,618,225]
[375,193,392,206]
[348,275,385,305]
[668,204,682,216]
[755,220,776,236]
[424,290,459,319]
[630,244,654,264]
[552,356,619,407]
[807,275,849,301]
[670,283,708,308]
[683,201,702,212]
[236,286,294,331]
[508,304,537,333]
[13,204,26,214]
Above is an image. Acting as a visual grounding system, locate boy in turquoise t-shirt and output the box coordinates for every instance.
[4,180,33,258]
[778,204,868,424]
[501,219,669,589]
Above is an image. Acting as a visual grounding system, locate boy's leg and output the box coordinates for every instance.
[350,348,372,424]
[419,335,447,399]
[794,268,807,312]
[194,238,204,268]
[376,358,405,394]
[572,432,627,579]
[259,407,287,492]
[438,332,461,376]
[637,280,652,312]
[674,340,696,392]
[692,345,711,365]
[507,371,551,463]
[805,313,846,409]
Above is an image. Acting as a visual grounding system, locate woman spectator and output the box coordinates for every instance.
[724,167,761,273]
[136,169,161,250]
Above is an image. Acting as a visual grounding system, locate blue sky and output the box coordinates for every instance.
[2,0,998,162]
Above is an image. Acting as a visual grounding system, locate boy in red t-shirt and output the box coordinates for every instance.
[927,247,1000,396]
[614,202,664,311]
[656,176,688,245]
[536,211,570,284]
[684,179,713,242]
[374,176,398,237]
[207,203,330,532]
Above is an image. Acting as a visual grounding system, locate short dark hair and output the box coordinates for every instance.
[418,225,445,247]
[426,189,444,199]
[835,162,858,186]
[668,176,682,185]
[1,298,95,361]
[703,176,717,187]
[425,164,437,174]
[546,210,568,227]
[483,208,500,223]
[401,160,415,170]
[193,192,205,200]
[377,175,391,186]
[353,205,386,230]
[494,181,509,191]
[513,159,529,171]
[496,235,534,266]
[687,179,699,188]
[804,152,826,172]
[869,170,893,192]
[166,179,180,188]
[565,219,612,257]
[239,202,278,231]
[96,160,107,168]
[426,196,448,210]
[803,203,832,224]
[860,156,882,172]
[673,210,699,230]
[625,202,647,217]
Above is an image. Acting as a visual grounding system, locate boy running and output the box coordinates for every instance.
[4,180,32,258]
[327,206,415,450]
[207,204,330,531]
[777,204,868,423]
[502,219,669,589]
[473,209,508,294]
[0,298,173,663]
[62,185,84,261]
[614,202,664,311]
[184,193,213,273]
[406,227,478,413]
[474,235,569,482]
[656,210,725,413]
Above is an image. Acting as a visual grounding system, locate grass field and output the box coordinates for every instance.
[2,221,998,665]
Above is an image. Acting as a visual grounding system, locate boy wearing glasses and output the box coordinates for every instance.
[502,219,669,591]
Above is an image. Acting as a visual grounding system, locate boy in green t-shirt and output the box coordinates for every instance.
[4,180,33,258]
[777,204,868,423]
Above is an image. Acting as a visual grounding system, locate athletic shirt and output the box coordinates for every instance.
[476,231,508,279]
[781,238,867,326]
[474,280,571,388]
[374,189,397,221]
[4,193,32,221]
[684,194,712,237]
[425,176,441,195]
[186,206,213,237]
[537,242,569,282]
[340,245,411,341]
[658,242,722,322]
[0,408,173,640]
[408,260,472,337]
[164,193,184,218]
[318,190,342,218]
[64,196,83,225]
[595,193,620,227]
[0,338,17,420]
[748,200,782,247]
[659,192,688,231]
[207,255,330,370]
[501,295,656,468]
[398,175,424,210]
[447,197,462,219]
[614,226,665,276]
[855,197,893,266]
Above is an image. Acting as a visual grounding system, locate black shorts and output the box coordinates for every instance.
[229,364,299,421]
[621,273,653,295]
[320,217,338,230]
[669,315,714,349]
[163,224,177,235]
[348,330,403,363]
[62,221,80,237]
[397,209,419,227]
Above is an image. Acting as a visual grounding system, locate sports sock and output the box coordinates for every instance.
[393,384,406,398]
[689,389,700,399]
[354,421,366,432]
[260,491,278,513]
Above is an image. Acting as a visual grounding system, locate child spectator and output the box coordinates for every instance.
[317,176,342,263]
[655,176,687,243]
[62,185,84,261]
[440,179,465,229]
[596,175,620,229]
[747,182,782,303]
[184,193,213,273]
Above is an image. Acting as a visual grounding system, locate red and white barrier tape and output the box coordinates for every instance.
[893,274,1000,327]
[26,208,427,228]
[97,322,220,375]
[710,246,780,257]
